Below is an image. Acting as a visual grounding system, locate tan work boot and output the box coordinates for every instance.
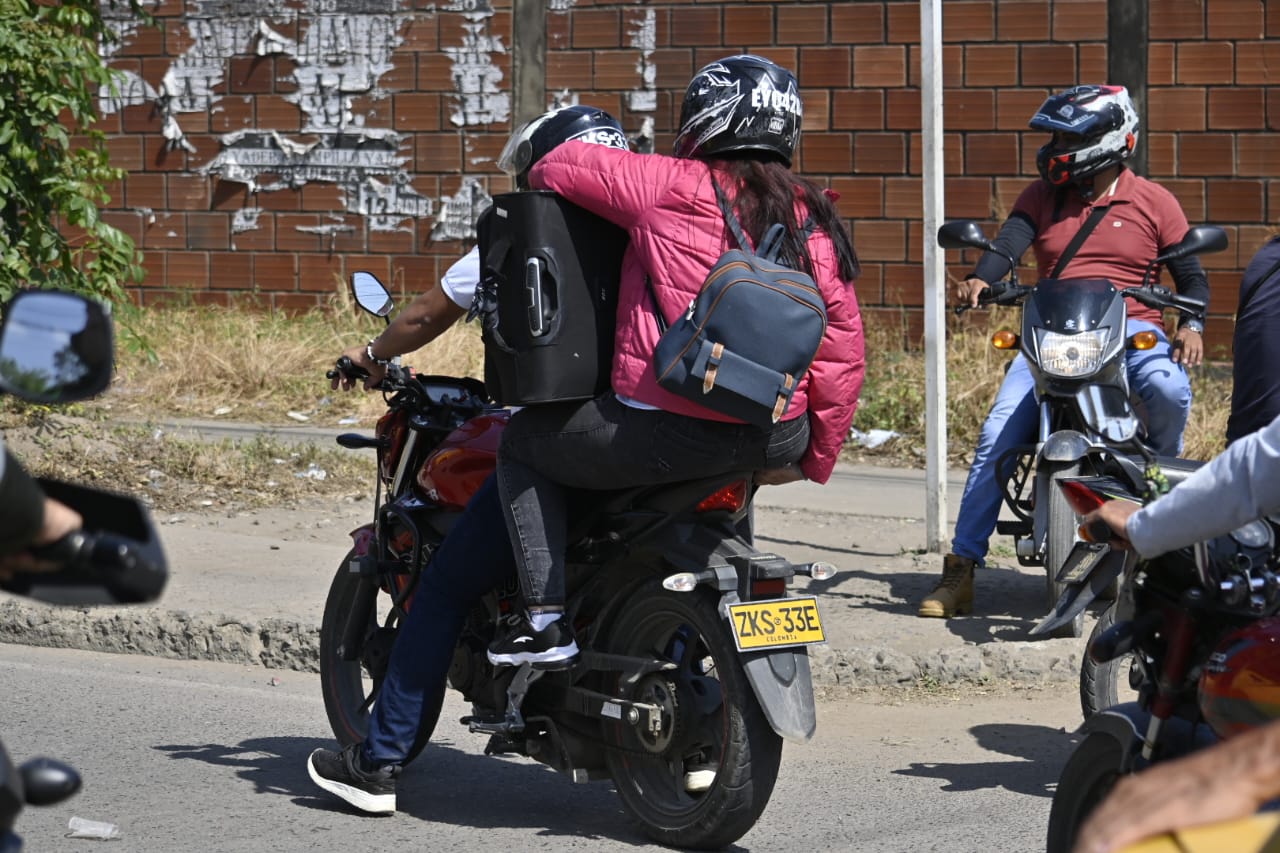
[917,554,976,618]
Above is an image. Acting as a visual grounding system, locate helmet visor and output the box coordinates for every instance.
[497,118,536,177]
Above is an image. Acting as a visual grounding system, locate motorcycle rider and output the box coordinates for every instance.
[918,84,1210,619]
[1226,234,1280,444]
[308,107,648,814]
[485,55,865,669]
[0,437,82,580]
[1072,411,1280,852]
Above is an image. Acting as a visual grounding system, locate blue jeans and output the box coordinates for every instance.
[362,474,515,767]
[951,318,1191,564]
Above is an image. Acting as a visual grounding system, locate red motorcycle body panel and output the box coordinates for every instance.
[377,409,409,485]
[1199,616,1280,739]
[416,410,509,509]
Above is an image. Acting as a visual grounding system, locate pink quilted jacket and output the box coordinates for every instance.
[529,143,865,484]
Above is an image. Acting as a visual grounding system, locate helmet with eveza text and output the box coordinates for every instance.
[498,105,628,190]
[673,54,803,166]
[1030,84,1139,190]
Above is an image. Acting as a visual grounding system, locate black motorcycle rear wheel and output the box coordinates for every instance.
[1046,731,1128,853]
[1044,462,1086,639]
[318,551,425,762]
[602,583,783,850]
[1079,603,1138,719]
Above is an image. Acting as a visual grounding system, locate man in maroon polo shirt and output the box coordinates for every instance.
[919,84,1210,620]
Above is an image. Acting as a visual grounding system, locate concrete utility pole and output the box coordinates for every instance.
[920,0,947,552]
[510,0,547,125]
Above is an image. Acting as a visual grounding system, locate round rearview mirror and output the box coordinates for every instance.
[351,271,394,318]
[0,291,114,404]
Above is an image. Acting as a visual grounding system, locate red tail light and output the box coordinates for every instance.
[696,480,748,513]
[1059,479,1107,516]
[751,578,786,598]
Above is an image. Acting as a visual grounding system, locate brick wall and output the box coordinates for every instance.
[96,0,1280,353]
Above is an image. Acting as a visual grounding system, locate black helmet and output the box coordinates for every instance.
[498,105,628,190]
[673,54,802,166]
[1030,84,1140,191]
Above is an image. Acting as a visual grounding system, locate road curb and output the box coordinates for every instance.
[0,600,1081,689]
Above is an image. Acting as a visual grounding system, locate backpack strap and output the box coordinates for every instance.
[711,176,754,253]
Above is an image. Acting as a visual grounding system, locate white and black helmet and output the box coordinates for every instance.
[1030,84,1140,189]
[498,105,628,189]
[673,54,802,166]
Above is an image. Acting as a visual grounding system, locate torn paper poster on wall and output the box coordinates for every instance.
[430,177,492,242]
[443,0,509,128]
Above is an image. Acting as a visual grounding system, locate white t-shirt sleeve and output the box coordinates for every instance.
[439,246,481,309]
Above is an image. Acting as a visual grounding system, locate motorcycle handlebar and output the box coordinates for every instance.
[327,355,371,383]
[953,280,1031,315]
[4,529,167,605]
[1125,286,1206,319]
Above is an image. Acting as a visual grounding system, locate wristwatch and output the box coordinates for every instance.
[1180,318,1205,335]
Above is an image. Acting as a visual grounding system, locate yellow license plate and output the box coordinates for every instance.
[727,597,826,652]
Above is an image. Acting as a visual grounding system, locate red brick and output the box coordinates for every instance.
[138,251,165,287]
[120,104,162,135]
[884,176,922,219]
[1150,0,1206,38]
[885,2,919,44]
[102,211,145,247]
[966,134,1021,176]
[1052,0,1107,41]
[884,89,918,130]
[1147,87,1208,131]
[166,251,208,289]
[908,45,964,88]
[342,255,393,288]
[801,90,831,131]
[795,133,852,174]
[212,97,255,133]
[547,9,569,48]
[417,53,455,93]
[800,46,850,87]
[943,89,995,130]
[778,5,828,45]
[1237,42,1280,83]
[725,5,773,46]
[851,220,906,262]
[546,50,595,90]
[908,132,965,175]
[254,253,298,291]
[369,228,416,255]
[142,213,186,250]
[167,174,211,210]
[964,44,1019,87]
[1209,88,1266,130]
[853,45,907,88]
[400,15,438,51]
[1161,179,1207,221]
[299,183,344,213]
[997,89,1051,130]
[832,3,883,43]
[393,93,442,132]
[204,251,252,290]
[1181,135,1235,176]
[229,213,275,253]
[1207,179,1265,223]
[1239,135,1280,177]
[417,134,464,173]
[143,137,186,172]
[1146,133,1178,177]
[106,137,144,172]
[671,6,720,46]
[942,1,995,41]
[298,253,346,295]
[226,56,275,95]
[186,212,230,250]
[944,177,1000,220]
[275,215,324,252]
[116,25,165,58]
[572,8,621,48]
[1176,43,1235,84]
[1078,43,1108,82]
[591,51,638,89]
[1020,43,1077,86]
[126,174,167,210]
[998,1,1050,40]
[1149,43,1175,86]
[829,176,885,219]
[853,132,907,174]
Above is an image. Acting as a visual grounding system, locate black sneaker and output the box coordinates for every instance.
[307,744,399,815]
[487,613,580,669]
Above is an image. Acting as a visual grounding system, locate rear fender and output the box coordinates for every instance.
[741,647,816,743]
[1080,705,1219,771]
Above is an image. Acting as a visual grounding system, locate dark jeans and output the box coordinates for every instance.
[496,393,809,607]
[362,474,515,767]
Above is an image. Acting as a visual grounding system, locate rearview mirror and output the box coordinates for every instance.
[937,220,995,251]
[1155,226,1229,265]
[0,291,114,404]
[351,271,395,319]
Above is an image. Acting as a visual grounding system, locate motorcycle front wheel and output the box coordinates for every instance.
[1046,731,1129,853]
[1044,462,1086,639]
[602,583,783,850]
[318,550,424,761]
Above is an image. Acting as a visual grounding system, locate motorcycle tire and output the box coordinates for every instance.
[1079,603,1136,720]
[318,551,427,764]
[1047,731,1131,853]
[1044,462,1086,639]
[602,583,783,850]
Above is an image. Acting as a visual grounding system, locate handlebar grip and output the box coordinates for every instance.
[18,530,166,604]
[327,356,370,382]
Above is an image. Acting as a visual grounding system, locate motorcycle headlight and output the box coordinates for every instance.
[1037,329,1109,378]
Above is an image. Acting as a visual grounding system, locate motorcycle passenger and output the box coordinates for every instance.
[1226,234,1280,444]
[918,84,1210,619]
[1073,411,1280,853]
[0,437,82,580]
[486,54,865,668]
[307,108,635,814]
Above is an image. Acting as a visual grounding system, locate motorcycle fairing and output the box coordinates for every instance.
[1022,278,1128,396]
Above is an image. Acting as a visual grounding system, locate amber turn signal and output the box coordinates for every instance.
[991,330,1019,350]
[1130,330,1159,350]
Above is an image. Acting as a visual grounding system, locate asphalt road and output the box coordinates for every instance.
[1,644,1081,853]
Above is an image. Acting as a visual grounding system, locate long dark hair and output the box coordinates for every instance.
[710,157,860,282]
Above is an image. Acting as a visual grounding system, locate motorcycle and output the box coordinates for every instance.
[936,221,1225,638]
[1041,474,1280,853]
[0,289,168,851]
[319,272,836,849]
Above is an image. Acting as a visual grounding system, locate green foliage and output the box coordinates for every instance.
[0,0,145,305]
